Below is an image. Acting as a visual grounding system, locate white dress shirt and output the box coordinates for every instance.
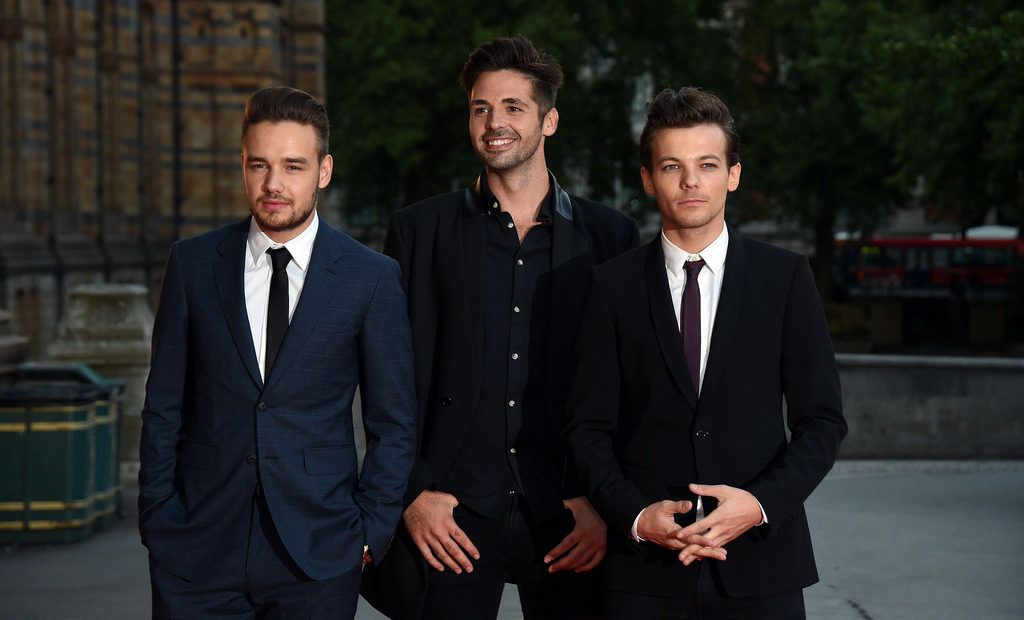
[244,212,319,380]
[631,225,766,541]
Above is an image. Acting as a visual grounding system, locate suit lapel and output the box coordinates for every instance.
[262,222,340,393]
[700,227,745,400]
[646,239,698,409]
[459,187,487,369]
[213,220,263,389]
[547,189,592,380]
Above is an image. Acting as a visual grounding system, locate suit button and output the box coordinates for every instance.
[245,455,257,464]
[257,401,268,411]
[439,396,452,407]
[695,430,710,440]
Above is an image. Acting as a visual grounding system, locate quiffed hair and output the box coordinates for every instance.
[241,85,329,160]
[640,87,740,169]
[458,35,564,116]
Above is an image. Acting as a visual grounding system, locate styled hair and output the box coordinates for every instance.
[640,87,740,169]
[458,35,564,116]
[241,85,329,160]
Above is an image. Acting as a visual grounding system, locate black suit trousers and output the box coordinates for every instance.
[422,495,603,620]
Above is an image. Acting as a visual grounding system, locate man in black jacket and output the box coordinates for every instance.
[361,35,638,619]
[567,87,846,618]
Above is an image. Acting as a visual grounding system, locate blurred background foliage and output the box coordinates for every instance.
[325,0,1022,298]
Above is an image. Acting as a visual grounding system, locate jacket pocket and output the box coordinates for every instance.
[303,445,352,475]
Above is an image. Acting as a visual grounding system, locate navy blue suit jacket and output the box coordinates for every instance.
[138,217,416,582]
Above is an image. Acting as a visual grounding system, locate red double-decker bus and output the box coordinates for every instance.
[835,227,1023,298]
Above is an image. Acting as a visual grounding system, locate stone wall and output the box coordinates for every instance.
[837,354,1024,458]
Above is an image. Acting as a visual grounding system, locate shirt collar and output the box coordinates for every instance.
[247,211,319,272]
[661,224,729,277]
[477,172,553,223]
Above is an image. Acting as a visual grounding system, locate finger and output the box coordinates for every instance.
[575,546,606,573]
[438,535,475,573]
[544,532,579,564]
[427,538,466,574]
[413,539,446,572]
[673,500,694,514]
[677,532,715,547]
[450,525,481,561]
[689,482,724,499]
[548,542,591,572]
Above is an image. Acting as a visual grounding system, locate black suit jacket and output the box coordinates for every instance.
[361,173,638,617]
[566,229,847,598]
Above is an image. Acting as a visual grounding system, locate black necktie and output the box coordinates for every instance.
[265,247,292,379]
[681,258,705,393]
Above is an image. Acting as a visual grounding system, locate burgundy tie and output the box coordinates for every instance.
[681,258,705,392]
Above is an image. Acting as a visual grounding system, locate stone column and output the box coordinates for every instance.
[48,284,152,484]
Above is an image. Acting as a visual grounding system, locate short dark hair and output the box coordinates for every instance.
[640,87,740,170]
[241,85,329,160]
[458,35,564,116]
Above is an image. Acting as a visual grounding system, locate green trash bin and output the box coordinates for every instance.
[15,363,125,523]
[0,384,102,543]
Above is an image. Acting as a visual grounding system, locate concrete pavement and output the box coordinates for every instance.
[2,460,1022,619]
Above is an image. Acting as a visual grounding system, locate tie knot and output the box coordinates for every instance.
[684,258,705,278]
[267,247,292,271]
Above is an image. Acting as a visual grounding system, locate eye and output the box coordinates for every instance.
[472,106,489,116]
[249,162,267,170]
[287,165,304,171]
[507,105,522,113]
[701,162,718,170]
[661,163,679,172]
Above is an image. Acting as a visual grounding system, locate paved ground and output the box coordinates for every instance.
[1,460,1022,619]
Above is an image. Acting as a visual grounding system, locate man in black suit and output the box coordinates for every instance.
[566,87,847,618]
[361,36,638,619]
[138,86,417,619]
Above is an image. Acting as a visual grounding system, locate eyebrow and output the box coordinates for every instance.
[245,155,310,165]
[655,154,723,164]
[470,97,530,108]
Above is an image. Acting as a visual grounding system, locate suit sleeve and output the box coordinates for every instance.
[383,211,443,507]
[565,272,650,535]
[744,256,847,535]
[138,243,189,528]
[356,257,418,556]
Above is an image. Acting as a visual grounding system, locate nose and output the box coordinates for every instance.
[486,109,507,131]
[262,167,283,194]
[680,166,699,190]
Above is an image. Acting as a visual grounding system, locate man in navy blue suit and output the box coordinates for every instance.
[138,85,417,619]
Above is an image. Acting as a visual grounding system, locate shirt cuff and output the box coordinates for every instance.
[630,509,645,542]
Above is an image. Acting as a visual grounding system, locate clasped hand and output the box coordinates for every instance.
[637,483,763,566]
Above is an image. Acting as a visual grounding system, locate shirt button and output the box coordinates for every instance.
[695,430,710,440]
[513,306,520,313]
[517,259,524,266]
[492,201,499,210]
[511,353,519,360]
[257,401,268,411]
[506,221,514,229]
[508,400,516,407]
[509,448,517,454]
[246,455,257,465]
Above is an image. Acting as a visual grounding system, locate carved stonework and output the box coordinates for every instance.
[48,284,153,484]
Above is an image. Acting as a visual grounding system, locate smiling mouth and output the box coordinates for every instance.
[484,136,516,149]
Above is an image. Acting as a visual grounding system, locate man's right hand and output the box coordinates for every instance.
[403,490,480,573]
[636,500,727,562]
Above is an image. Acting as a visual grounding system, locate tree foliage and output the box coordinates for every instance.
[325,0,1023,294]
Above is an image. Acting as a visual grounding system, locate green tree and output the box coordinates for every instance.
[861,1,1024,229]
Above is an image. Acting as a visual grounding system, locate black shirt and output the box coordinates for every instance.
[445,175,554,518]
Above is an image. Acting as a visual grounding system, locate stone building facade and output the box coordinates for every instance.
[0,0,325,356]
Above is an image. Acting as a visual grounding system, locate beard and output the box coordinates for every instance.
[473,128,543,171]
[251,188,319,233]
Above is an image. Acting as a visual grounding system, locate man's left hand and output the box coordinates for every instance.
[544,496,607,573]
[675,483,762,566]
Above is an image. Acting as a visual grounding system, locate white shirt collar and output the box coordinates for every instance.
[246,211,319,272]
[661,224,729,277]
